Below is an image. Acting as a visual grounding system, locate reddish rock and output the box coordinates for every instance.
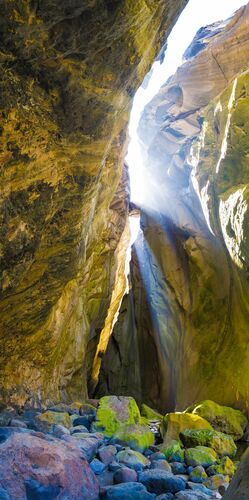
[0,429,99,499]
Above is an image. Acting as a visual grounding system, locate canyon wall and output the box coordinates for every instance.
[0,0,188,406]
[98,5,249,413]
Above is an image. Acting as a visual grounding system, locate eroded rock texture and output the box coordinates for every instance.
[0,0,188,406]
[98,5,249,413]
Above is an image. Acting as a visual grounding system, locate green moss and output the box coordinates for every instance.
[114,423,154,452]
[160,411,212,442]
[141,403,163,421]
[185,446,218,467]
[159,439,183,460]
[35,410,71,429]
[186,400,248,440]
[180,429,237,457]
[94,395,142,437]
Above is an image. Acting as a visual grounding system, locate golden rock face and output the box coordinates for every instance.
[98,6,249,413]
[0,0,187,405]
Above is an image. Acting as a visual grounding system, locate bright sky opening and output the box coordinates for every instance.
[126,0,247,207]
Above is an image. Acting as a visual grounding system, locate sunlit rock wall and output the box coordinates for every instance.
[0,0,188,406]
[98,5,249,413]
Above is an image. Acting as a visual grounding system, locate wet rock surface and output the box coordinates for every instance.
[0,396,244,499]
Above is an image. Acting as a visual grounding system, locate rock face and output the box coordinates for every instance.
[98,5,249,412]
[223,447,249,500]
[0,0,188,405]
[0,428,99,499]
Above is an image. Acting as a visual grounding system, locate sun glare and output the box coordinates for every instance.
[126,0,247,210]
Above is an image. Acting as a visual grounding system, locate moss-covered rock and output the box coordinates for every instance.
[185,446,218,467]
[204,474,230,491]
[116,449,150,471]
[35,411,71,432]
[189,465,208,483]
[206,456,236,477]
[160,412,212,443]
[187,400,248,440]
[141,404,163,422]
[94,396,143,437]
[159,440,184,462]
[113,423,154,452]
[180,429,237,457]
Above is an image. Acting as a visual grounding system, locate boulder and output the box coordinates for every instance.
[34,411,71,432]
[70,425,89,434]
[171,462,187,475]
[101,482,155,499]
[159,440,184,461]
[150,460,172,472]
[0,429,99,499]
[180,429,237,457]
[185,447,218,467]
[206,456,235,477]
[94,396,142,436]
[186,401,248,440]
[138,469,186,494]
[204,474,229,491]
[141,404,163,421]
[98,445,117,465]
[90,458,106,475]
[62,432,104,462]
[116,449,150,471]
[156,494,174,500]
[189,466,207,483]
[161,413,212,442]
[113,423,154,451]
[175,492,211,500]
[113,467,137,483]
[187,482,214,496]
[223,447,249,499]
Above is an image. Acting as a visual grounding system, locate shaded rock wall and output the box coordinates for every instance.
[0,0,188,406]
[98,5,249,413]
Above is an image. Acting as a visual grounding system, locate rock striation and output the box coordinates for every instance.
[98,5,249,412]
[0,0,187,405]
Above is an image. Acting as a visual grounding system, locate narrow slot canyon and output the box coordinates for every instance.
[0,1,249,498]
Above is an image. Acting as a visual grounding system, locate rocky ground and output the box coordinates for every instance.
[0,396,247,499]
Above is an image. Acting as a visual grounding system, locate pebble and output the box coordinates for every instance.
[90,458,106,475]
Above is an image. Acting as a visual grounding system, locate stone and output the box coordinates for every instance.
[116,449,150,471]
[138,469,186,494]
[160,412,212,442]
[189,466,208,483]
[94,396,142,436]
[171,462,187,475]
[34,411,71,432]
[113,467,137,483]
[160,440,184,461]
[52,424,70,438]
[70,425,89,434]
[101,482,155,499]
[222,447,249,499]
[180,429,237,457]
[97,470,114,488]
[108,461,124,472]
[150,452,166,461]
[187,401,248,440]
[63,432,104,462]
[72,416,92,430]
[79,403,97,418]
[206,457,235,477]
[98,445,117,465]
[47,403,78,415]
[187,483,213,496]
[175,491,211,499]
[204,474,229,491]
[185,447,218,467]
[0,429,99,498]
[113,423,154,452]
[90,458,106,475]
[141,404,163,421]
[150,460,172,472]
[9,418,27,428]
